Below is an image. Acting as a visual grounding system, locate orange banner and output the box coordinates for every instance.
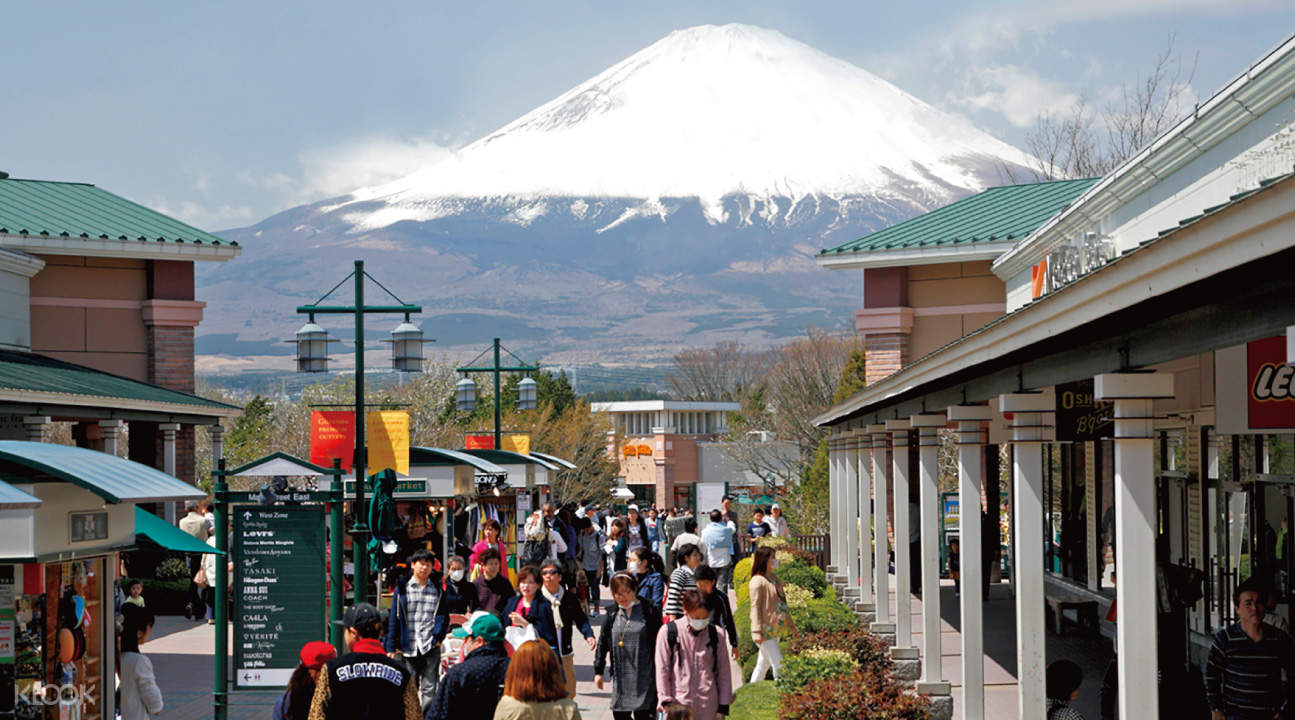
[366,411,410,475]
[465,434,494,450]
[465,433,530,454]
[310,411,355,471]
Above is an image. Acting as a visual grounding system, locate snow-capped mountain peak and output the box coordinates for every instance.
[337,23,1032,230]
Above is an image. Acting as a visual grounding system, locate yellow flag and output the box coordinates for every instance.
[366,411,410,475]
[501,433,530,455]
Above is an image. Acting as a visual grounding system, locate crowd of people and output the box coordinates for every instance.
[252,497,793,720]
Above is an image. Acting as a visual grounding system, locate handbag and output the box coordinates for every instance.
[194,565,209,588]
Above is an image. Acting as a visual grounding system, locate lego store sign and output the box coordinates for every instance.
[1217,335,1295,433]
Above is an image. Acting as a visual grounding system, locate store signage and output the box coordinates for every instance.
[68,511,108,543]
[234,506,326,688]
[1248,336,1295,429]
[366,411,410,475]
[1217,336,1295,434]
[622,445,637,457]
[1055,380,1114,442]
[636,444,652,456]
[310,411,355,471]
[342,478,429,498]
[1033,232,1116,300]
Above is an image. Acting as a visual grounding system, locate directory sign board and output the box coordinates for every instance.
[233,505,326,688]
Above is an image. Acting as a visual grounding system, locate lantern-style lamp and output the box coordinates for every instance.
[292,318,331,373]
[388,318,427,372]
[518,376,538,411]
[455,377,478,412]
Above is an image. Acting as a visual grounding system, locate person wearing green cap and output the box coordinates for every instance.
[424,611,511,720]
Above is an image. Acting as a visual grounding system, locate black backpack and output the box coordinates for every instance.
[521,523,550,567]
[666,620,719,677]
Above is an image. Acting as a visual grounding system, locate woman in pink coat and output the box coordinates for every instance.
[654,589,733,720]
[470,518,511,581]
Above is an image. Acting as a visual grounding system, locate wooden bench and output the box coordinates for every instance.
[1045,595,1099,636]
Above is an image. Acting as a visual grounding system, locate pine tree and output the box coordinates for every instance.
[833,349,867,402]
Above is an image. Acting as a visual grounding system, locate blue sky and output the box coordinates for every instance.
[3,1,1292,230]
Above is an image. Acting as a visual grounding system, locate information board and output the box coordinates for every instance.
[234,505,326,688]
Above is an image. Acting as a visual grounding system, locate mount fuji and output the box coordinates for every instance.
[198,23,1034,370]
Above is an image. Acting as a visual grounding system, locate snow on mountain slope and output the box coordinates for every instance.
[335,23,1033,230]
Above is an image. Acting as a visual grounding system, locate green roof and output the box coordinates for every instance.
[136,506,224,554]
[0,177,235,246]
[0,350,237,414]
[820,178,1098,256]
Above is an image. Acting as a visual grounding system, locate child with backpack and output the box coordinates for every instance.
[654,589,733,720]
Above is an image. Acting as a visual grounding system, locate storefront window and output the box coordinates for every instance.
[43,557,106,720]
[1044,444,1087,584]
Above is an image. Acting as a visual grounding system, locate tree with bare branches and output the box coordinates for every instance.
[666,341,770,401]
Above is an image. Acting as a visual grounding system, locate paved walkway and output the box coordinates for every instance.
[148,599,746,720]
[877,578,1110,720]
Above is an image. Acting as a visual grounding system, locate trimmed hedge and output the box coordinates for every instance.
[780,665,930,720]
[777,648,857,695]
[788,596,859,635]
[786,625,891,672]
[775,558,827,598]
[139,578,191,615]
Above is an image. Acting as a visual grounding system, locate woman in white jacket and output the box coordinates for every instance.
[119,604,162,720]
[202,534,219,623]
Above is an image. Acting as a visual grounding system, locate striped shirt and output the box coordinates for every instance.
[405,577,441,657]
[664,565,696,617]
[1205,621,1295,718]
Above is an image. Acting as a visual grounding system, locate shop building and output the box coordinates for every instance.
[0,177,241,501]
[592,400,744,508]
[816,34,1295,720]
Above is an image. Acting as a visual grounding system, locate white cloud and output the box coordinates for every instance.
[951,64,1080,128]
[152,198,255,232]
[294,136,453,202]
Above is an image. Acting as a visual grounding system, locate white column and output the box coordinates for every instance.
[98,419,124,457]
[869,424,890,624]
[888,419,914,649]
[858,433,875,606]
[999,392,1054,720]
[949,405,993,720]
[1096,373,1174,720]
[23,416,49,443]
[845,433,862,597]
[912,412,947,692]
[161,423,181,524]
[828,438,842,575]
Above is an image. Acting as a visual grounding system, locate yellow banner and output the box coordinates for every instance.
[501,433,530,455]
[366,411,410,475]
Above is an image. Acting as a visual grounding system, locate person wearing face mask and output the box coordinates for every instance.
[654,590,733,720]
[594,573,661,720]
[748,546,786,683]
[538,560,597,700]
[425,611,511,720]
[663,544,703,621]
[434,556,479,647]
[629,547,666,610]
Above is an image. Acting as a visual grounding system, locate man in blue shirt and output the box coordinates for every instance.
[701,510,735,594]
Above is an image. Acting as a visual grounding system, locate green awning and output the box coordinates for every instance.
[134,506,224,555]
[0,441,207,503]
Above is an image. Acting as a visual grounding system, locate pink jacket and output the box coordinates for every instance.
[654,618,733,720]
[469,539,510,578]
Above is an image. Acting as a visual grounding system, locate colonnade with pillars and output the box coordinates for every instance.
[825,372,1171,719]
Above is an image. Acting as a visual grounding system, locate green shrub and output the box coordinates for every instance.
[775,558,827,597]
[787,626,891,674]
[789,597,859,635]
[777,648,857,694]
[780,665,931,720]
[138,578,191,614]
[784,584,813,608]
[155,557,191,581]
[730,680,779,720]
[734,556,754,591]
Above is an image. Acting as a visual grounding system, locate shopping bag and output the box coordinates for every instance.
[504,623,538,652]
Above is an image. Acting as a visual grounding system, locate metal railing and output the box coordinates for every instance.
[737,533,831,570]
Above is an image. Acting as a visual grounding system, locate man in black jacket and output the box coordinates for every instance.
[424,611,510,720]
[309,603,420,720]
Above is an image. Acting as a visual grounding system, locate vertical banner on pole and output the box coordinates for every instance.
[310,411,356,471]
[366,411,410,475]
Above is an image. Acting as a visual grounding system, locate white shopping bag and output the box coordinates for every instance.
[504,623,538,651]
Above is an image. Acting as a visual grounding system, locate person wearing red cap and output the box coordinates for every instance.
[273,641,337,720]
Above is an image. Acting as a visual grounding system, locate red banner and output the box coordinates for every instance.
[465,434,494,450]
[310,411,355,471]
[1248,336,1295,429]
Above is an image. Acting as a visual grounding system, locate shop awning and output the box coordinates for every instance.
[530,451,576,470]
[0,441,207,503]
[410,447,508,475]
[462,448,559,471]
[0,479,41,509]
[134,506,223,555]
[230,451,334,477]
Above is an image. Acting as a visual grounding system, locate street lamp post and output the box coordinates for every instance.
[455,338,539,448]
[293,259,424,605]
